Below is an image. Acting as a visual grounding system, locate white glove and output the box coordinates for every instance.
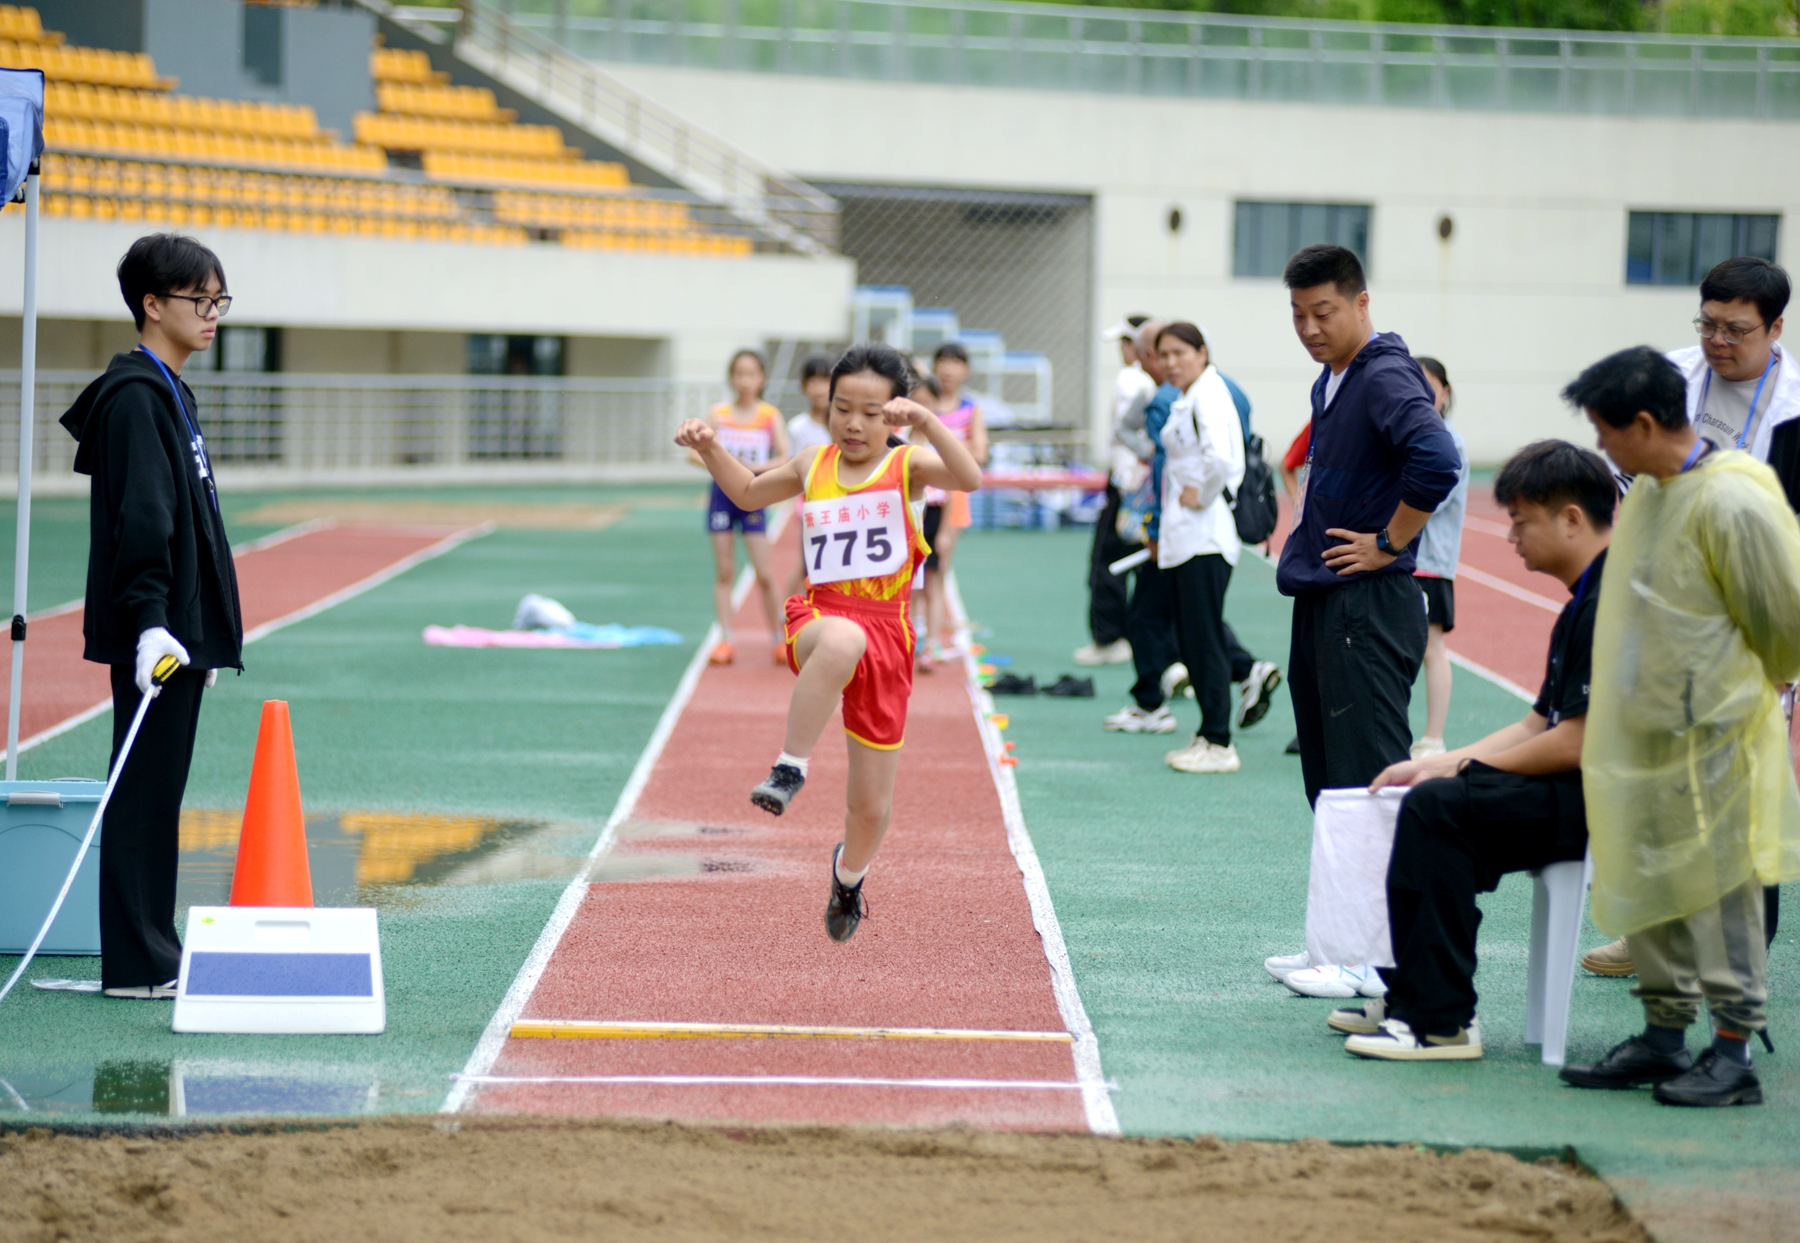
[205,669,218,689]
[135,627,190,695]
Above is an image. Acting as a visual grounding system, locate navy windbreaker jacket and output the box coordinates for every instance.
[1275,332,1461,596]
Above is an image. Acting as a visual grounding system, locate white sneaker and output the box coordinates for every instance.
[1410,736,1447,759]
[1283,964,1387,999]
[1327,997,1388,1035]
[1264,951,1310,982]
[103,979,178,1000]
[1159,662,1192,701]
[1104,704,1176,734]
[1166,739,1240,773]
[1235,660,1282,729]
[1345,1017,1483,1061]
[1073,639,1132,666]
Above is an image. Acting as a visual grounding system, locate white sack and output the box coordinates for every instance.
[1304,787,1406,969]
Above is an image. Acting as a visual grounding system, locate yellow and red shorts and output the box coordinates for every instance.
[783,590,914,750]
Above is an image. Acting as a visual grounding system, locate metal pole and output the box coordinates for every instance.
[6,167,38,780]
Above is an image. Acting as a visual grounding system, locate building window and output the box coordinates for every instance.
[1626,212,1779,287]
[468,334,565,376]
[1233,202,1371,279]
[195,325,280,373]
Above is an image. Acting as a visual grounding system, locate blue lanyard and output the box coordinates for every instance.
[1696,347,1780,450]
[137,347,219,511]
[1680,438,1708,474]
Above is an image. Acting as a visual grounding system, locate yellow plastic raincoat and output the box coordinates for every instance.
[1584,449,1800,937]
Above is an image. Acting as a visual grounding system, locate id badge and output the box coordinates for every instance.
[801,490,907,585]
[715,425,769,466]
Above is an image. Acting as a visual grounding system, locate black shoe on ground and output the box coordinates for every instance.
[1284,736,1302,755]
[1559,1035,1694,1089]
[825,843,867,943]
[1041,675,1095,698]
[751,763,805,816]
[1653,1048,1762,1107]
[989,672,1036,696]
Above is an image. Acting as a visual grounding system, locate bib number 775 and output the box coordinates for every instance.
[801,488,907,585]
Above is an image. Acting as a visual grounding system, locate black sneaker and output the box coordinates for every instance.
[1653,1048,1763,1107]
[1041,675,1095,698]
[989,672,1036,696]
[1235,661,1282,729]
[1284,736,1302,755]
[1559,1035,1693,1089]
[824,843,867,943]
[751,764,805,816]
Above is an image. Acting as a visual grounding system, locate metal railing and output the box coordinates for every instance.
[450,0,1800,121]
[378,0,841,253]
[2,371,720,486]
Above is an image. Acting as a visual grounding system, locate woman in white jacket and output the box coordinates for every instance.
[1154,322,1246,774]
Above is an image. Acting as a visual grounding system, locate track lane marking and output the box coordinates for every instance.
[443,504,791,1115]
[511,1019,1074,1042]
[1454,563,1563,614]
[454,1074,1109,1092]
[946,572,1120,1136]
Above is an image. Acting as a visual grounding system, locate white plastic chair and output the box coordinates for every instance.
[1523,851,1594,1066]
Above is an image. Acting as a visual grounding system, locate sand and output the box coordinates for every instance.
[1,1117,1645,1243]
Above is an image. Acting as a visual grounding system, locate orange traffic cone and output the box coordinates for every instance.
[228,700,313,907]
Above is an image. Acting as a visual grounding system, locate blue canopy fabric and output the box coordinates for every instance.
[0,69,44,204]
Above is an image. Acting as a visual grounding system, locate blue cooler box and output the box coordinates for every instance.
[0,780,106,955]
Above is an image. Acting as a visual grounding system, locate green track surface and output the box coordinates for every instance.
[2,496,1793,1238]
[0,484,716,1122]
[953,528,1798,1239]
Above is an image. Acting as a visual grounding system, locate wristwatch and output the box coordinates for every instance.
[1375,528,1397,556]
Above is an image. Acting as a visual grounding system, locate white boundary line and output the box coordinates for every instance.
[1454,563,1563,615]
[441,504,788,1114]
[453,1074,1111,1092]
[0,521,496,764]
[1447,650,1536,704]
[945,572,1121,1136]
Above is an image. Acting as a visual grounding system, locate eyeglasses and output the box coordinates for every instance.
[163,293,232,318]
[1693,316,1764,345]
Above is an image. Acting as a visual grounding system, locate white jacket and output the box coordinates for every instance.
[1159,365,1245,569]
[1667,343,1799,462]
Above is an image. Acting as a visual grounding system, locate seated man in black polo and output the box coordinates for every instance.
[1329,439,1615,1060]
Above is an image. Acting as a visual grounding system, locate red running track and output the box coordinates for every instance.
[0,522,477,754]
[468,531,1091,1130]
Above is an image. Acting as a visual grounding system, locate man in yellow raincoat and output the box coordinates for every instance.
[1559,346,1800,1107]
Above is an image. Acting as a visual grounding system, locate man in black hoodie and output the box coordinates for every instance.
[1276,245,1461,808]
[59,233,242,999]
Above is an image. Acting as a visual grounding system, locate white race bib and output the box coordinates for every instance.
[715,424,770,466]
[801,489,908,585]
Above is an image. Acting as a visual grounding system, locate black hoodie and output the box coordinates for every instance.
[60,350,243,670]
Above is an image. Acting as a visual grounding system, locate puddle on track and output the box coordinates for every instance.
[0,1059,387,1119]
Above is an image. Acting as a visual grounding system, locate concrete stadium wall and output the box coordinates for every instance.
[600,60,1799,466]
[0,218,854,387]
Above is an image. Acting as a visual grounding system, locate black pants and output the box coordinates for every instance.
[100,664,205,989]
[1170,554,1234,746]
[1380,765,1587,1036]
[1087,483,1133,646]
[1289,573,1427,808]
[1127,558,1178,711]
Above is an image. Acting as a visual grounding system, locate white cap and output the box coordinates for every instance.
[1100,317,1146,343]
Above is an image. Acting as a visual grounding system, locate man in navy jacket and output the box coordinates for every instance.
[1276,245,1460,808]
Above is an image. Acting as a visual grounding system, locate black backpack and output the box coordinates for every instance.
[1227,433,1280,545]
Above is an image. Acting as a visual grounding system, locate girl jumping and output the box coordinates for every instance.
[674,343,983,942]
[693,349,790,665]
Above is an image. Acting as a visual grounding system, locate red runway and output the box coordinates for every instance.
[464,531,1096,1130]
[1,522,479,755]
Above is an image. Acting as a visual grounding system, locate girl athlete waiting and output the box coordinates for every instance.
[692,349,790,665]
[1409,356,1468,759]
[674,343,983,942]
[782,356,837,601]
[919,342,989,663]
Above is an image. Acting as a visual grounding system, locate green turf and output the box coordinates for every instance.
[0,482,719,1121]
[954,529,1798,1236]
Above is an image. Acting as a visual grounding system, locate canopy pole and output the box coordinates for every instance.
[6,166,38,780]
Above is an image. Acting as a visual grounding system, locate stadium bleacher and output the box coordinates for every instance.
[0,8,753,255]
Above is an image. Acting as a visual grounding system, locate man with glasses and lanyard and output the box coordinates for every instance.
[59,234,242,1000]
[1580,256,1794,981]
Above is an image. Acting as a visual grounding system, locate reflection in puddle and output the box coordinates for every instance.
[1,1060,381,1118]
[177,811,587,909]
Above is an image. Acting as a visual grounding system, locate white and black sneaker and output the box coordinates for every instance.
[825,843,867,943]
[1327,997,1387,1035]
[1236,661,1282,729]
[103,979,178,1000]
[1345,1017,1483,1061]
[1104,704,1177,734]
[751,764,806,816]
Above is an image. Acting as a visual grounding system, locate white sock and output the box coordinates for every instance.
[835,853,868,888]
[777,751,809,777]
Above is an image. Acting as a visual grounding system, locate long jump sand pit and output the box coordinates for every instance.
[2,1117,1644,1243]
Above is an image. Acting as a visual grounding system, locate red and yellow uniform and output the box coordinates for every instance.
[783,444,932,749]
